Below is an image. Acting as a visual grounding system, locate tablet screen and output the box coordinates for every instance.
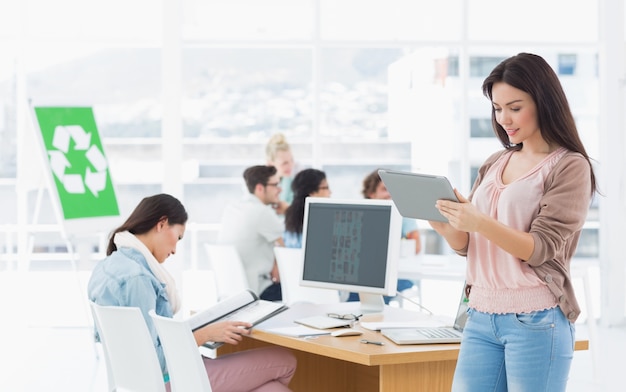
[378,169,458,222]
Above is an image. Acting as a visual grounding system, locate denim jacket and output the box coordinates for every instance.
[88,247,173,377]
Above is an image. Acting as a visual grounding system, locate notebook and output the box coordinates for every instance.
[377,169,458,222]
[294,315,353,329]
[381,286,469,344]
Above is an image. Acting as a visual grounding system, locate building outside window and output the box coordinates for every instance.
[0,0,602,263]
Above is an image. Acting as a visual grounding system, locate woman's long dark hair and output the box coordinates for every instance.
[482,52,596,194]
[284,169,327,234]
[106,193,188,255]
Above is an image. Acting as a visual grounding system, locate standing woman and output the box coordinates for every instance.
[266,133,296,215]
[88,194,296,392]
[283,168,331,248]
[430,53,596,392]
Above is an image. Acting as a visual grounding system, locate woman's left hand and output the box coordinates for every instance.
[194,320,252,347]
[435,189,484,233]
[272,201,289,215]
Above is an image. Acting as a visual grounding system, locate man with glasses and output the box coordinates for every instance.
[218,165,285,301]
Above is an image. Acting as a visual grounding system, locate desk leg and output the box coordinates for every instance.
[379,360,456,392]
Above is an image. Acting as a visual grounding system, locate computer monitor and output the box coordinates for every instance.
[300,197,402,313]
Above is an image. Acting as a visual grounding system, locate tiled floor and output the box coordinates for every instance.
[1,269,623,391]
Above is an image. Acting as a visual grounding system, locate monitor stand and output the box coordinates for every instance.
[358,293,385,314]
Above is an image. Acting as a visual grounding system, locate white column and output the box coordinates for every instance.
[311,0,321,168]
[161,1,185,286]
[15,3,29,271]
[161,0,183,199]
[598,0,626,326]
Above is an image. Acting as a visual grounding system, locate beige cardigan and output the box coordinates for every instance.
[458,149,593,323]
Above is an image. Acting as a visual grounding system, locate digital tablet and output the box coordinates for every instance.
[378,169,459,222]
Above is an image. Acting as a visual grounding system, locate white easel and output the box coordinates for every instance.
[25,105,121,328]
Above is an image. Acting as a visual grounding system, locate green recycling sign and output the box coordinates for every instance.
[34,107,119,220]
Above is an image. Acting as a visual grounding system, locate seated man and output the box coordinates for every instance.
[218,165,285,301]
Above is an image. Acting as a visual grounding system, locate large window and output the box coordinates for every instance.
[0,0,602,261]
[182,48,313,140]
[559,54,578,75]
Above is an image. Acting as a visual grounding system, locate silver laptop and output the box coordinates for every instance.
[381,287,468,344]
[378,169,458,222]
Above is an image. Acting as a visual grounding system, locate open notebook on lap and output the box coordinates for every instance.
[381,286,469,344]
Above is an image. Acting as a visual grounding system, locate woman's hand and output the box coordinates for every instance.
[428,188,468,234]
[427,189,474,252]
[194,320,253,346]
[272,201,289,215]
[435,189,484,233]
[428,220,449,235]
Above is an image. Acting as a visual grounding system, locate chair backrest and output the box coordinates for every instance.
[274,247,341,305]
[89,302,166,392]
[89,302,116,392]
[149,310,213,392]
[204,243,250,300]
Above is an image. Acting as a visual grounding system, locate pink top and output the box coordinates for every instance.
[466,147,568,314]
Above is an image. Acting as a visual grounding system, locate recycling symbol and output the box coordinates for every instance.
[48,125,109,196]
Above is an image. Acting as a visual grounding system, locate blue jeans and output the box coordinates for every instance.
[452,307,574,392]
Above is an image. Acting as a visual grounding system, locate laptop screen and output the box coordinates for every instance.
[453,286,470,331]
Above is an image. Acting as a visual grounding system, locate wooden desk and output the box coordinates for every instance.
[218,303,589,392]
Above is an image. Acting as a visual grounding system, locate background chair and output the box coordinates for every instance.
[274,246,341,305]
[89,302,166,392]
[89,302,116,392]
[182,269,219,317]
[571,262,599,381]
[149,310,213,392]
[204,243,250,300]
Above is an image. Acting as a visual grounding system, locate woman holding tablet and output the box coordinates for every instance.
[429,53,596,392]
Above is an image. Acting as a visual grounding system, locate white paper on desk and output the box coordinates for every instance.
[263,325,332,337]
[360,317,451,331]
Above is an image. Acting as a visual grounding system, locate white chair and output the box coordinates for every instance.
[274,246,341,305]
[182,269,219,316]
[571,262,599,381]
[89,302,166,392]
[204,243,250,300]
[89,303,116,392]
[149,310,213,392]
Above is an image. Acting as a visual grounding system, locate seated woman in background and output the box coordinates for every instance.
[361,169,422,254]
[266,133,296,216]
[347,169,422,303]
[283,169,331,248]
[88,193,296,392]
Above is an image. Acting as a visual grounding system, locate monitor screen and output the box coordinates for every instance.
[300,198,402,313]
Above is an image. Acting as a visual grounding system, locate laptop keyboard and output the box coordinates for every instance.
[416,327,460,339]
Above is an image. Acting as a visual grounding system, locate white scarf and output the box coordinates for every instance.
[114,230,181,314]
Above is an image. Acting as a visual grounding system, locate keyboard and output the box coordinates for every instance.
[416,327,461,339]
